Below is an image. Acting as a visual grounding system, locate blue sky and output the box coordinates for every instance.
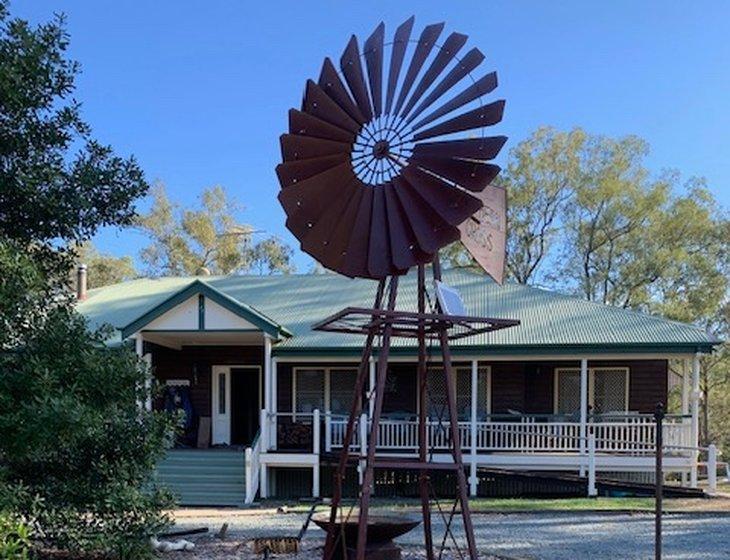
[15,1,730,272]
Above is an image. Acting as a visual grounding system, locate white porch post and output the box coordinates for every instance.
[312,409,321,498]
[260,463,268,499]
[690,352,701,487]
[708,444,718,493]
[469,360,478,496]
[263,336,272,451]
[579,358,589,476]
[681,357,690,415]
[587,431,597,497]
[368,357,376,419]
[135,334,152,411]
[271,357,278,451]
[359,412,368,484]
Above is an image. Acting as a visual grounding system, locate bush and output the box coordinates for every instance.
[0,310,178,559]
[0,514,31,560]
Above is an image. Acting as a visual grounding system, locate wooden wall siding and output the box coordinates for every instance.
[152,354,668,418]
[592,359,668,413]
[150,344,264,416]
[489,362,526,414]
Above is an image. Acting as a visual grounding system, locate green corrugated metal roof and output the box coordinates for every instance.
[76,268,720,355]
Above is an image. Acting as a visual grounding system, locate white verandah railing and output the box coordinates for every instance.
[244,429,262,504]
[326,414,693,456]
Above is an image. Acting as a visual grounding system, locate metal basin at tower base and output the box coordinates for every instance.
[313,512,421,560]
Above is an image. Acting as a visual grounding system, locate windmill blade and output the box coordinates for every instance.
[393,22,444,116]
[399,32,468,119]
[318,58,367,125]
[316,186,367,273]
[341,187,374,278]
[401,165,483,225]
[409,72,498,132]
[385,16,415,114]
[276,154,349,187]
[383,182,429,269]
[412,136,507,161]
[302,80,361,134]
[289,109,356,143]
[392,176,460,253]
[301,179,363,269]
[413,99,505,141]
[364,22,385,117]
[404,48,485,126]
[280,134,350,161]
[367,186,396,278]
[340,36,373,121]
[409,154,501,192]
[278,163,357,236]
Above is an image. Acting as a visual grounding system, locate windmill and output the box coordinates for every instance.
[275,17,519,560]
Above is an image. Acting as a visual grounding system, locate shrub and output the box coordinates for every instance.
[0,514,31,560]
[0,310,178,559]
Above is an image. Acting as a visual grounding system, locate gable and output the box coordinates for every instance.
[120,280,287,339]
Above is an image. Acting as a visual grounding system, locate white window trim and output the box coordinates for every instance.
[292,366,358,417]
[553,366,630,414]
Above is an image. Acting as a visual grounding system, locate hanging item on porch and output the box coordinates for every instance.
[274,16,519,560]
[275,15,507,280]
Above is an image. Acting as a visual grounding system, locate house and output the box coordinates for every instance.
[76,267,721,506]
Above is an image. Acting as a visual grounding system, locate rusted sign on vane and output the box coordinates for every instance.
[458,184,507,284]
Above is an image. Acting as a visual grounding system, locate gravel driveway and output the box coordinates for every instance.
[172,510,730,560]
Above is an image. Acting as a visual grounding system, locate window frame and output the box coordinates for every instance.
[553,366,630,414]
[292,366,359,417]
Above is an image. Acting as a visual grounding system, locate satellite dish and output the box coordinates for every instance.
[275,17,507,280]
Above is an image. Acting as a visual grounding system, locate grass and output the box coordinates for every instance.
[264,496,730,514]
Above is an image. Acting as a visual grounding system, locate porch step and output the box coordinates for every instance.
[154,449,246,507]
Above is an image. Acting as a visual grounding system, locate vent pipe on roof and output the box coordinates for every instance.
[77,264,88,301]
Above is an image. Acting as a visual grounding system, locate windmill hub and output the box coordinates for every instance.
[372,139,390,159]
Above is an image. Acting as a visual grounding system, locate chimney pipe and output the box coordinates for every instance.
[77,264,88,301]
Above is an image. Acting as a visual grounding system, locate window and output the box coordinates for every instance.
[555,367,629,414]
[218,372,226,414]
[293,367,358,415]
[329,369,358,415]
[294,369,324,413]
[555,370,580,415]
[593,368,628,414]
[426,365,490,421]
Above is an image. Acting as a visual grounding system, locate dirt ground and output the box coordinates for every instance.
[163,536,502,560]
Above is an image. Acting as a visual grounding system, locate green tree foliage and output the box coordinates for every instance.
[0,3,174,557]
[0,309,176,559]
[503,127,587,283]
[137,183,294,275]
[74,241,137,288]
[447,126,728,452]
[0,0,148,342]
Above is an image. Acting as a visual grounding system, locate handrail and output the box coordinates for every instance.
[245,429,262,504]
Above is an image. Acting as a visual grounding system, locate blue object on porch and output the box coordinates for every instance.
[164,386,197,446]
[154,449,246,507]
